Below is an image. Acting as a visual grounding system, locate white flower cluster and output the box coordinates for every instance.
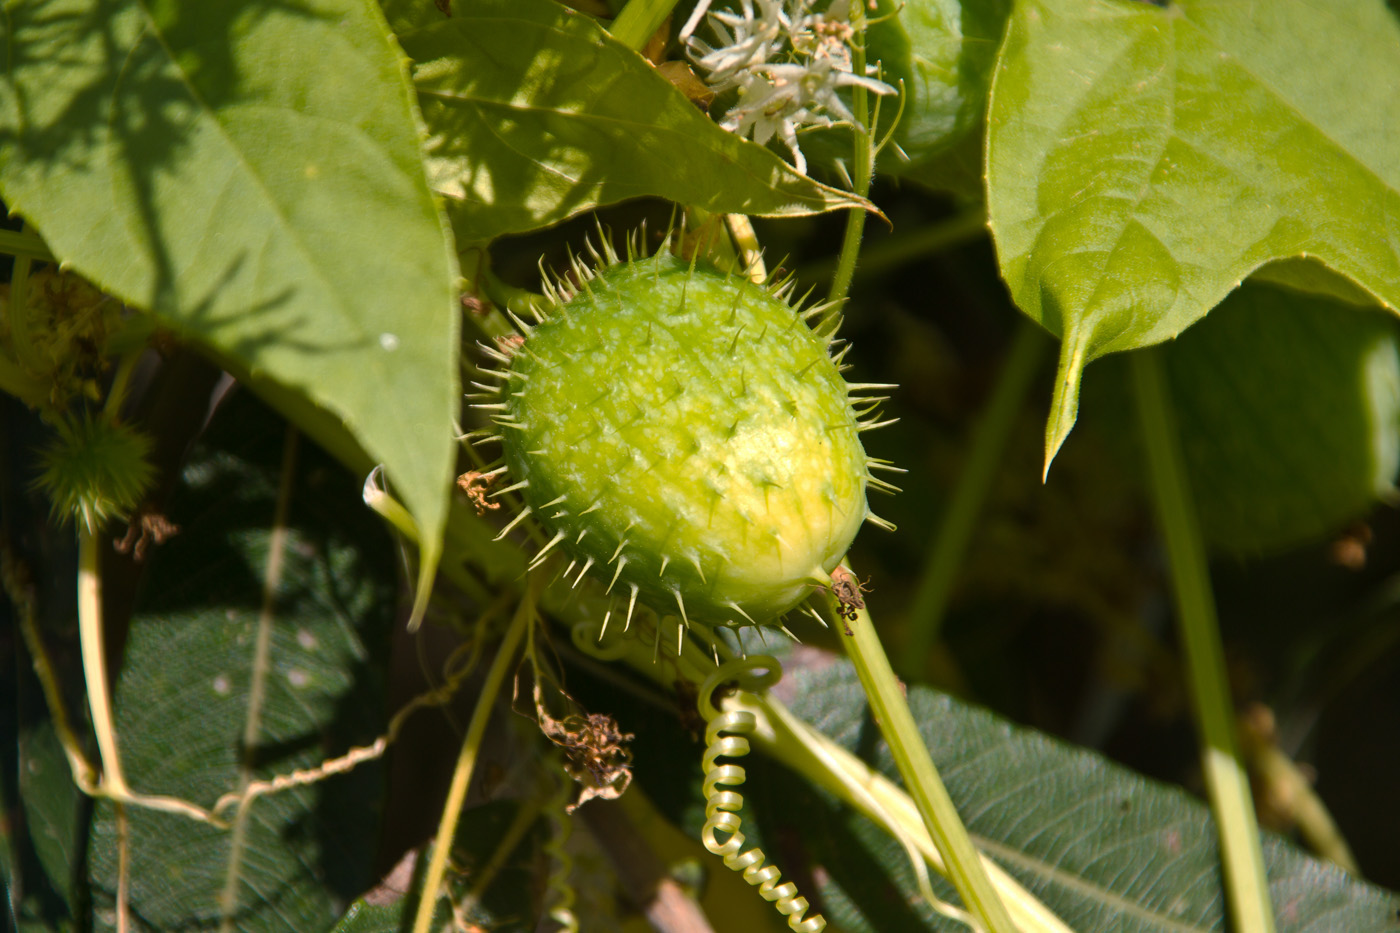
[680,0,895,174]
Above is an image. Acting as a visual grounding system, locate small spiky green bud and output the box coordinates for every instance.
[481,243,895,632]
[35,413,156,535]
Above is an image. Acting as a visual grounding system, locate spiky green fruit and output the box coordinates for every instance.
[35,413,155,535]
[481,248,894,631]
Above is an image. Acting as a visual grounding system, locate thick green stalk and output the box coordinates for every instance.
[905,321,1048,679]
[1130,348,1276,933]
[610,0,680,51]
[836,561,1018,933]
[411,589,535,933]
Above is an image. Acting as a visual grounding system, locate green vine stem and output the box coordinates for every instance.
[102,351,145,421]
[1129,348,1277,933]
[18,527,214,823]
[826,0,874,308]
[410,583,537,933]
[0,225,55,262]
[833,559,1019,933]
[5,549,101,792]
[610,0,680,51]
[78,524,129,797]
[905,321,1049,680]
[569,613,1073,932]
[750,694,1073,933]
[797,208,988,288]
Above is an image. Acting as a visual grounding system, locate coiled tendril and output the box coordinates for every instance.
[699,656,826,933]
[542,767,580,933]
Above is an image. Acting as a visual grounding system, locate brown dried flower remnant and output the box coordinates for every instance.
[536,689,635,811]
[114,508,180,561]
[456,470,500,515]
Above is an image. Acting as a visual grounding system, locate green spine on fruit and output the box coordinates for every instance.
[475,240,897,631]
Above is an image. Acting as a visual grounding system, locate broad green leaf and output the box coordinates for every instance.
[396,0,871,243]
[0,0,459,578]
[868,0,1010,191]
[764,660,1400,932]
[984,0,1400,470]
[86,394,395,931]
[377,0,446,36]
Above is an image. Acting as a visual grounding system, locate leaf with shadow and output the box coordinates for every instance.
[0,0,459,569]
[868,0,1010,193]
[396,0,873,244]
[85,392,397,932]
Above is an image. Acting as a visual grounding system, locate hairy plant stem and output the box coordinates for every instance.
[411,584,537,933]
[826,1,874,308]
[1130,348,1277,933]
[835,560,1019,933]
[610,0,680,51]
[905,321,1049,679]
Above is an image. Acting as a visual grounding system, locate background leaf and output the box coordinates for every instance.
[85,393,396,931]
[2,405,88,933]
[1157,285,1399,555]
[756,659,1400,932]
[397,0,871,244]
[984,0,1400,466]
[1078,282,1400,556]
[0,0,459,562]
[331,800,544,933]
[868,0,1010,192]
[3,677,86,933]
